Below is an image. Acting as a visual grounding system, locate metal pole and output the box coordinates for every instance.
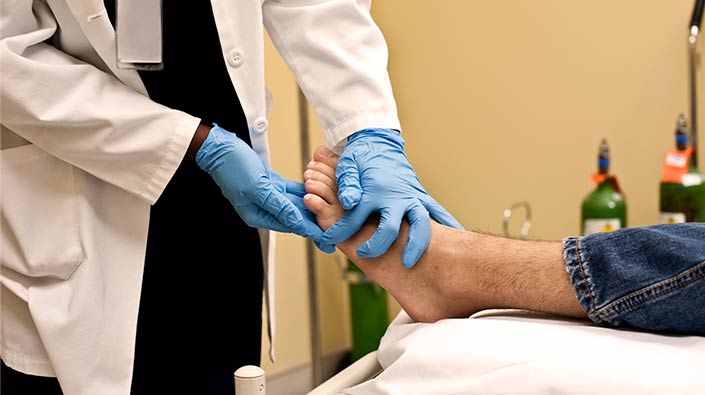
[688,32,699,168]
[688,0,704,167]
[298,88,323,387]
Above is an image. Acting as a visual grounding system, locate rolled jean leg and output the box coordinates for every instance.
[563,223,705,335]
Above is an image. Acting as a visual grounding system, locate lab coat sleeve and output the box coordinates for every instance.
[0,0,200,204]
[262,0,401,150]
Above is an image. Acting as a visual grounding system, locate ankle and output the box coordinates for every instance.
[431,228,497,307]
[424,225,473,298]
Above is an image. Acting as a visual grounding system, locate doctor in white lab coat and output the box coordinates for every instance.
[1,0,460,394]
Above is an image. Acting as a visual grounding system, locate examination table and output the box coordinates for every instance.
[308,309,705,395]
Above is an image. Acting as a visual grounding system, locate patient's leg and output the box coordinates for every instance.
[304,147,587,323]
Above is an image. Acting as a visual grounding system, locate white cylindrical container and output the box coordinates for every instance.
[234,365,266,395]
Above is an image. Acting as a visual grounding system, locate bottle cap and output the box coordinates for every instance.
[675,114,689,150]
[598,139,610,174]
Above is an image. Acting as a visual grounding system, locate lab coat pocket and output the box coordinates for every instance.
[1,144,85,280]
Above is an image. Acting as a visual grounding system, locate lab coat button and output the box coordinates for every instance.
[227,49,244,67]
[254,118,268,134]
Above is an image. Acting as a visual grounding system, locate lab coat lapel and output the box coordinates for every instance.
[63,0,148,95]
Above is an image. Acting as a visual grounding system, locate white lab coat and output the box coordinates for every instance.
[0,0,400,393]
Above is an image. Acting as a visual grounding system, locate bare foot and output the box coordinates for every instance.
[303,146,490,322]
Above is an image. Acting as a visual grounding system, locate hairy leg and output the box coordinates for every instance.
[305,147,587,322]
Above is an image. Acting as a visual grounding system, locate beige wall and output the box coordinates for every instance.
[262,0,703,375]
[374,0,703,238]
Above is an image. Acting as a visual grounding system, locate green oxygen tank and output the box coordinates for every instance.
[659,114,705,223]
[581,139,627,235]
[347,260,388,361]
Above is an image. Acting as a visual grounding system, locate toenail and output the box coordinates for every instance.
[320,146,335,157]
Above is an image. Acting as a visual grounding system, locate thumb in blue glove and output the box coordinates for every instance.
[270,172,336,253]
[196,125,324,243]
[323,128,463,268]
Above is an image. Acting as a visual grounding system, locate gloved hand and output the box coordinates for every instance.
[196,125,324,243]
[322,128,462,268]
[270,172,336,253]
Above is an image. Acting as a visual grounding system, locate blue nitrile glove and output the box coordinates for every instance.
[270,172,336,253]
[196,125,324,243]
[322,128,463,268]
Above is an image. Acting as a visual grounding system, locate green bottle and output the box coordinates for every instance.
[581,139,627,235]
[659,115,705,223]
[348,260,388,361]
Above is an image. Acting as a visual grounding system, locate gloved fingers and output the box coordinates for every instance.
[269,171,308,197]
[284,179,307,197]
[336,153,362,210]
[299,214,325,243]
[293,192,336,253]
[267,171,287,195]
[238,203,299,234]
[269,170,284,183]
[286,193,317,220]
[401,203,432,269]
[423,196,464,230]
[252,182,307,234]
[304,178,338,206]
[279,193,328,244]
[321,203,374,245]
[315,240,337,254]
[356,206,405,259]
[242,201,325,242]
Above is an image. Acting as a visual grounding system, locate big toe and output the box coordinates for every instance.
[304,193,328,215]
[304,194,338,230]
[313,146,339,168]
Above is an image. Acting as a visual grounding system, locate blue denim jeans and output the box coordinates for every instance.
[563,223,705,335]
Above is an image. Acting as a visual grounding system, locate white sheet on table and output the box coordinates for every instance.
[344,309,705,395]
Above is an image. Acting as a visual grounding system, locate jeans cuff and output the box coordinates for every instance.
[563,237,602,324]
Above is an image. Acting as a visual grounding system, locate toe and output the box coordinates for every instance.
[305,179,338,206]
[303,170,337,195]
[313,146,339,169]
[304,193,341,230]
[304,193,330,216]
[306,161,336,184]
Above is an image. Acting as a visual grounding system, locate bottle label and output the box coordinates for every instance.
[665,153,688,167]
[583,219,621,235]
[659,212,686,224]
[661,148,693,183]
[681,173,704,187]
